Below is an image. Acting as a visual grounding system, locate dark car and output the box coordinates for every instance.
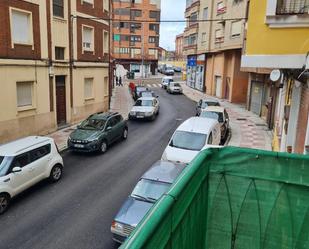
[111,160,186,243]
[68,112,128,153]
[173,66,182,73]
[133,86,149,101]
[196,99,220,116]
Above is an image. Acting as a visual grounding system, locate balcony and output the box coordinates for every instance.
[215,36,224,43]
[276,0,309,15]
[186,0,200,12]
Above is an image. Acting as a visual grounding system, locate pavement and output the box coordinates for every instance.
[49,75,272,152]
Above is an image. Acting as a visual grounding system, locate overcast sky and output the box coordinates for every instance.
[159,0,186,51]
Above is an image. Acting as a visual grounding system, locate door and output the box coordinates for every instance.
[250,81,263,115]
[105,118,118,143]
[55,76,67,126]
[215,76,222,98]
[29,144,52,182]
[6,153,33,195]
[113,115,124,139]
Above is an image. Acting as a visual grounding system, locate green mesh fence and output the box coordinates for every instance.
[120,147,309,249]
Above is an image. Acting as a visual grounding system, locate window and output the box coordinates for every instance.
[82,26,94,51]
[203,7,208,19]
[149,11,160,20]
[113,34,120,41]
[55,47,65,60]
[84,78,94,99]
[131,64,140,73]
[131,10,142,18]
[217,1,226,14]
[103,31,109,53]
[114,8,130,15]
[131,35,141,42]
[12,153,30,168]
[114,47,120,53]
[202,32,206,43]
[16,82,33,107]
[119,47,130,54]
[82,0,93,4]
[130,23,142,32]
[103,0,109,11]
[149,36,158,44]
[104,77,109,96]
[30,144,51,162]
[215,29,224,43]
[189,12,198,25]
[231,20,242,38]
[120,35,130,41]
[149,48,157,57]
[131,48,141,56]
[276,0,309,14]
[53,0,64,18]
[11,9,32,45]
[187,34,197,45]
[149,23,159,32]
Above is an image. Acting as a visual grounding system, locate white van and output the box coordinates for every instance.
[0,136,64,214]
[161,117,221,163]
[161,76,173,89]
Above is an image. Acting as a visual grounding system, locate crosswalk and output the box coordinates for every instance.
[145,83,161,88]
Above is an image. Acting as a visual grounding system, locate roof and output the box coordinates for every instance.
[137,97,156,101]
[177,117,218,134]
[203,106,225,113]
[142,160,186,184]
[0,136,53,156]
[89,112,119,120]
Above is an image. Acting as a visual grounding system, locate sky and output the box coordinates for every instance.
[159,0,186,51]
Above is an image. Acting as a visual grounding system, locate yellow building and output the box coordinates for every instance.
[241,0,309,154]
[0,0,110,143]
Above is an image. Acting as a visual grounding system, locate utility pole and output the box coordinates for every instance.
[141,21,144,79]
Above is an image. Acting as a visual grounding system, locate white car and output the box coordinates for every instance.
[0,136,64,214]
[167,82,183,94]
[161,117,221,164]
[161,76,173,89]
[128,97,160,121]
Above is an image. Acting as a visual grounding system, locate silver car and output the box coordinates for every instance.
[128,97,160,121]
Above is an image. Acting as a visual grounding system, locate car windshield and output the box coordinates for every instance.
[141,92,153,97]
[201,111,224,122]
[136,87,147,93]
[131,179,170,203]
[174,83,181,87]
[166,67,173,70]
[79,118,106,130]
[164,79,173,83]
[135,100,153,107]
[0,156,13,177]
[201,101,219,108]
[170,131,207,151]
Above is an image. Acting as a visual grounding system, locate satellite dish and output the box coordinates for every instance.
[270,69,281,82]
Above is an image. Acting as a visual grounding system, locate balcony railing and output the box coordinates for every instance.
[276,0,309,15]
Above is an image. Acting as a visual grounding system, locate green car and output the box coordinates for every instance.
[68,112,128,153]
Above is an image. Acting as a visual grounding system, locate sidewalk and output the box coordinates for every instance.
[181,83,273,151]
[48,83,133,152]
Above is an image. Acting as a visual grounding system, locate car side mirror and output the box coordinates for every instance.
[12,167,22,173]
[106,126,112,131]
[156,96,159,98]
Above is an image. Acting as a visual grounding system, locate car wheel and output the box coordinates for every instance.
[100,140,108,153]
[0,193,10,215]
[49,164,63,182]
[122,128,128,140]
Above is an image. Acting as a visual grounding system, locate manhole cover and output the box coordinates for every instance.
[237,118,247,121]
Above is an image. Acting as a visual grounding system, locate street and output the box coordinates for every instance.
[0,86,196,249]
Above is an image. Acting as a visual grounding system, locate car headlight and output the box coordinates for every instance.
[130,111,136,116]
[161,150,167,161]
[88,138,99,143]
[111,221,124,233]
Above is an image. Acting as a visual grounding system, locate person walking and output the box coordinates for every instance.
[119,76,123,86]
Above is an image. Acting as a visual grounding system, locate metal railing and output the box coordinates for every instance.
[276,0,309,14]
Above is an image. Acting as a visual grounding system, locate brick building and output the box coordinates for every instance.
[175,33,184,61]
[111,0,161,78]
[0,0,110,143]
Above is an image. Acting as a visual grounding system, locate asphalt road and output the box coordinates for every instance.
[0,86,196,249]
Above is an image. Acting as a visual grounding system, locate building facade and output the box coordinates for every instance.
[175,33,184,61]
[0,0,110,143]
[184,0,249,102]
[241,0,309,154]
[111,0,161,78]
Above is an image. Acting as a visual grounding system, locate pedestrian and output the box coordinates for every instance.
[119,76,123,86]
[116,76,119,86]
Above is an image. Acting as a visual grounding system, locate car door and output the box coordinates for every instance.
[113,115,124,139]
[106,117,119,143]
[29,144,52,182]
[5,152,34,195]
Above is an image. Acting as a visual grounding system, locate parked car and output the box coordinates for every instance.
[200,106,229,140]
[133,86,149,101]
[167,82,183,94]
[161,76,173,89]
[161,117,221,163]
[196,99,220,116]
[0,136,64,214]
[68,112,128,153]
[140,90,158,98]
[173,66,182,73]
[129,97,160,121]
[111,160,186,243]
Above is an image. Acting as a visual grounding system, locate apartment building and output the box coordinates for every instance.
[184,0,249,102]
[112,0,161,78]
[175,33,185,61]
[241,0,309,154]
[0,0,110,143]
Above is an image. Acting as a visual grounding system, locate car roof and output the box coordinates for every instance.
[0,136,53,156]
[88,112,119,120]
[142,160,186,184]
[201,99,219,103]
[137,97,156,101]
[176,117,218,134]
[163,76,173,79]
[203,106,225,112]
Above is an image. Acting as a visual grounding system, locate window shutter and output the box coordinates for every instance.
[231,21,242,36]
[17,82,32,107]
[12,10,30,44]
[84,78,93,99]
